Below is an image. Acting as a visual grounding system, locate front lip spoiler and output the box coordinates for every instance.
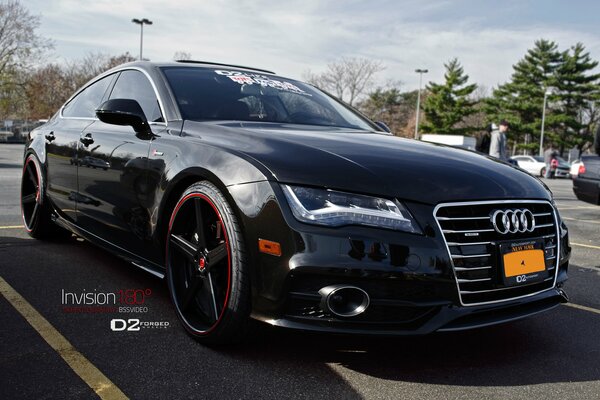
[255,288,567,336]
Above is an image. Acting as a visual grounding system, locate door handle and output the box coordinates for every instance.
[45,131,55,142]
[80,133,94,146]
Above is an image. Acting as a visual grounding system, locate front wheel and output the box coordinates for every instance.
[540,167,547,177]
[21,154,71,240]
[166,181,251,344]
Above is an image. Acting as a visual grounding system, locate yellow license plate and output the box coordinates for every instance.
[503,249,546,277]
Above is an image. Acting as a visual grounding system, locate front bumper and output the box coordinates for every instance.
[229,182,571,335]
[262,286,568,335]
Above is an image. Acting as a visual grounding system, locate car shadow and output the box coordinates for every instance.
[2,234,598,392]
[225,301,600,387]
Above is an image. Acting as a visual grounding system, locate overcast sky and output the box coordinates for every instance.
[25,0,600,92]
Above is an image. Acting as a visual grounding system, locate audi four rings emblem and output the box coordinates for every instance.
[491,209,536,234]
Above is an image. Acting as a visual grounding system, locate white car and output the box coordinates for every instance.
[511,155,547,177]
[570,160,583,178]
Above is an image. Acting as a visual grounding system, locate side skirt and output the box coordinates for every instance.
[53,215,166,279]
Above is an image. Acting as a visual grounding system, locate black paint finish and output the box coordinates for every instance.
[24,61,569,335]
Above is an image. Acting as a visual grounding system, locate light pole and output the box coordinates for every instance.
[132,18,153,60]
[539,89,552,156]
[414,68,428,139]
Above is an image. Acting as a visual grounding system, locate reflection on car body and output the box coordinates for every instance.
[22,60,571,344]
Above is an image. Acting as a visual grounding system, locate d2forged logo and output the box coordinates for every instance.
[110,318,170,331]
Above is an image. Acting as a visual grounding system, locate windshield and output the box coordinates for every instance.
[161,67,378,131]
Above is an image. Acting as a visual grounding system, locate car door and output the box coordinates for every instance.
[76,69,167,258]
[45,74,115,224]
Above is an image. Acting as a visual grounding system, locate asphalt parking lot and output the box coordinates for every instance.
[1,143,599,400]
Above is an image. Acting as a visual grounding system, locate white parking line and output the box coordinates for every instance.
[564,303,600,315]
[558,206,600,210]
[0,277,127,399]
[571,242,600,250]
[562,217,600,225]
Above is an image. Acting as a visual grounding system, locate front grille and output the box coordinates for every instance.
[434,200,559,306]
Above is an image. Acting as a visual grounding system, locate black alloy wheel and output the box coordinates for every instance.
[21,155,42,233]
[21,154,70,240]
[166,181,250,343]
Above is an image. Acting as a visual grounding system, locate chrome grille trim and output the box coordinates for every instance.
[436,216,489,221]
[447,241,492,246]
[451,253,492,259]
[442,228,495,234]
[457,278,492,283]
[433,199,560,307]
[454,266,492,271]
[459,277,554,294]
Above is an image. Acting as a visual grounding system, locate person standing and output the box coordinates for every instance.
[543,145,556,178]
[477,123,494,154]
[489,120,509,160]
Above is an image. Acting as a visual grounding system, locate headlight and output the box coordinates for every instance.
[281,185,422,233]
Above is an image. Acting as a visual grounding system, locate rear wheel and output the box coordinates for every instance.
[21,154,71,240]
[540,167,546,177]
[166,181,251,344]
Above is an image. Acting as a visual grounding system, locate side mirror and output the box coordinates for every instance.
[96,99,150,134]
[374,121,391,133]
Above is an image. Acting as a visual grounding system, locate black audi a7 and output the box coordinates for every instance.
[22,60,570,343]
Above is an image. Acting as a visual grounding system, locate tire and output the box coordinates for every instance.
[21,154,71,240]
[166,181,251,344]
[540,167,546,177]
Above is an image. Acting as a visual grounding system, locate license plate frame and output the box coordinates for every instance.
[499,240,547,286]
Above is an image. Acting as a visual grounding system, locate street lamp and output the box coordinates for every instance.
[539,89,552,156]
[414,68,428,139]
[132,18,153,60]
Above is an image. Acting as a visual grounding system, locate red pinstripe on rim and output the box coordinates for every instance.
[166,192,232,335]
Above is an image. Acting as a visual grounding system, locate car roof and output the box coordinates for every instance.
[110,60,277,76]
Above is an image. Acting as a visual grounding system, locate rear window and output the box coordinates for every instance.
[161,67,376,131]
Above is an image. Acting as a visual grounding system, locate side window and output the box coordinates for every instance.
[109,70,163,122]
[62,75,113,118]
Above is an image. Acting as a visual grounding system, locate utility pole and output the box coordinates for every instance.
[539,89,552,156]
[414,69,428,139]
[132,18,153,60]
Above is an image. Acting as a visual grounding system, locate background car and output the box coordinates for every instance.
[570,160,582,178]
[554,157,571,178]
[573,127,600,205]
[511,155,546,176]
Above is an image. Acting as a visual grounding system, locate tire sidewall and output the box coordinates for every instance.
[21,153,44,233]
[166,181,247,340]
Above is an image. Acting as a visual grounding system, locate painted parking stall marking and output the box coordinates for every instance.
[0,277,127,400]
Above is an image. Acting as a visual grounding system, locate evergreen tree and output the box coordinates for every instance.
[554,43,600,152]
[485,39,563,152]
[420,58,478,135]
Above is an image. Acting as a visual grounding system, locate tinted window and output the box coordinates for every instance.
[62,75,113,118]
[161,67,377,131]
[109,70,163,122]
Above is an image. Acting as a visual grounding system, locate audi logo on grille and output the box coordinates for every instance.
[491,209,536,234]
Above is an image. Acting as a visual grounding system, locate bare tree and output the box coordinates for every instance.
[0,0,52,118]
[64,52,135,91]
[173,51,192,61]
[22,52,135,120]
[0,0,52,77]
[304,57,385,106]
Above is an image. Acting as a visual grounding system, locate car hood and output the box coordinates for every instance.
[184,121,551,205]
